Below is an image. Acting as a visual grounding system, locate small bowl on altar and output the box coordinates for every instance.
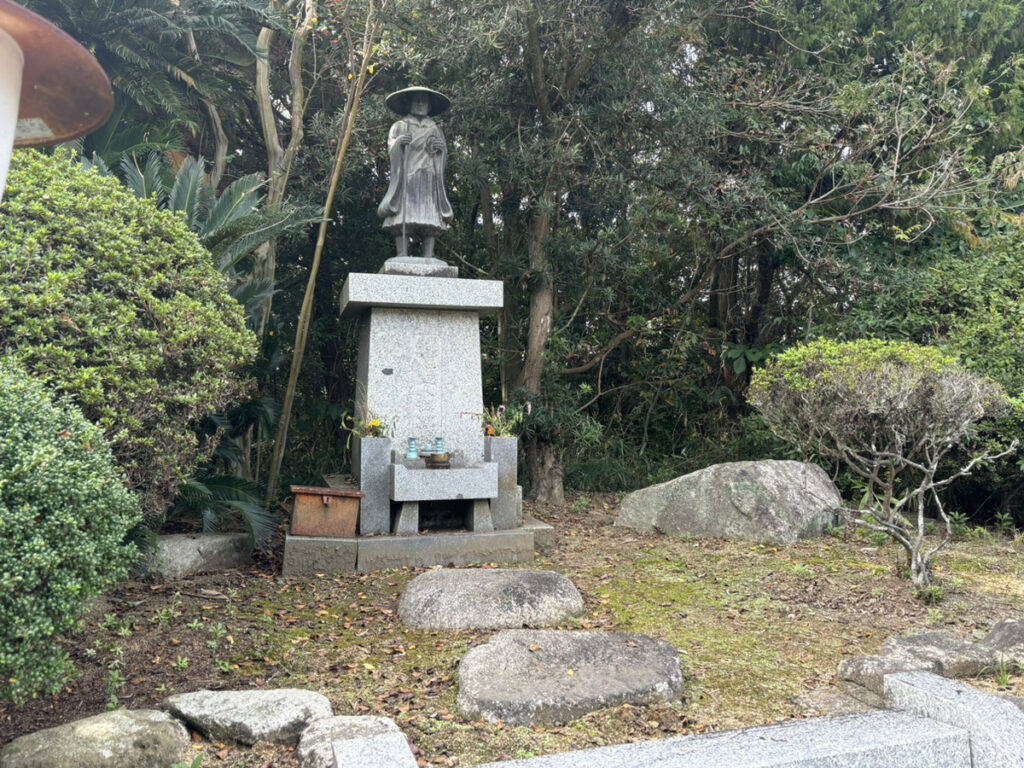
[426,452,450,469]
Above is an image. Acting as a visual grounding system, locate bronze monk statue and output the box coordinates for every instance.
[377,86,453,260]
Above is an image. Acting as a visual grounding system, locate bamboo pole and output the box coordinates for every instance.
[265,0,382,506]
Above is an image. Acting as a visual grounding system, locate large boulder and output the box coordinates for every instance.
[615,460,841,545]
[398,568,585,630]
[0,709,189,768]
[458,630,683,726]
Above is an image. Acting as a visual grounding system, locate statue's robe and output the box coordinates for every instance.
[377,116,453,235]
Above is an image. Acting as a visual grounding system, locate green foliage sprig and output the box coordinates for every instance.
[481,402,532,437]
[346,411,394,438]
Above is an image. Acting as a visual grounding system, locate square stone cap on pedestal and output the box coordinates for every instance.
[340,273,504,317]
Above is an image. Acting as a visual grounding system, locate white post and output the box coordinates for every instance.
[0,26,23,202]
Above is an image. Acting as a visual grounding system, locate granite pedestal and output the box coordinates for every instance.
[281,268,533,575]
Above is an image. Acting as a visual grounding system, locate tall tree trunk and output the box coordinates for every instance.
[525,438,564,505]
[517,190,564,503]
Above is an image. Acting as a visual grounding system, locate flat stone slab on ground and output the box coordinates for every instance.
[399,568,585,630]
[885,671,1024,768]
[458,630,682,726]
[882,630,997,678]
[0,708,189,768]
[471,710,969,768]
[163,689,332,745]
[297,716,401,768]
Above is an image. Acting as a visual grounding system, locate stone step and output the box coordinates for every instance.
[472,711,970,768]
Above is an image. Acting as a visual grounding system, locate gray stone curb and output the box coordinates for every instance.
[331,731,418,768]
[472,710,969,768]
[885,671,1024,768]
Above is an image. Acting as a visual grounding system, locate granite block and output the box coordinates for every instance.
[486,436,521,529]
[298,716,400,768]
[882,630,997,678]
[281,535,357,576]
[391,463,498,502]
[340,273,503,316]
[331,730,417,768]
[352,437,392,535]
[472,711,968,768]
[355,307,486,463]
[885,670,1024,767]
[355,529,534,572]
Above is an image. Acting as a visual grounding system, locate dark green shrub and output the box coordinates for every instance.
[0,150,257,527]
[0,359,141,703]
[748,339,1015,591]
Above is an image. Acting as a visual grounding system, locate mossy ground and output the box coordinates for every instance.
[3,494,1024,767]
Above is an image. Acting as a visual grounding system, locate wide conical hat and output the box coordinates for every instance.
[0,0,113,147]
[385,86,450,117]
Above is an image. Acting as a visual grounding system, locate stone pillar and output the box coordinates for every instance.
[352,436,392,535]
[485,436,521,529]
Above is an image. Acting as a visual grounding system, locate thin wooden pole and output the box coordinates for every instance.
[265,1,381,506]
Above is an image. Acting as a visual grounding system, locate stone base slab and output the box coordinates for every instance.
[356,529,534,572]
[281,535,358,577]
[281,529,535,575]
[885,671,1024,768]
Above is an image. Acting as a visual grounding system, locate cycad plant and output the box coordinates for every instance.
[84,151,318,326]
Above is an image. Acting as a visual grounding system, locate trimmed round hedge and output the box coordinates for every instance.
[0,359,141,703]
[0,150,257,526]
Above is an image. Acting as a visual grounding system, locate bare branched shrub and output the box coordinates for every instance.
[749,339,1017,591]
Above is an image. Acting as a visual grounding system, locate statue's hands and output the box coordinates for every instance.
[428,136,445,154]
[396,133,413,148]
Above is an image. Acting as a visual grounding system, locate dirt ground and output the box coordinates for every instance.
[3,493,1024,767]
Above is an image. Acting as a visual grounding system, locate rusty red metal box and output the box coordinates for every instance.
[289,485,364,537]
